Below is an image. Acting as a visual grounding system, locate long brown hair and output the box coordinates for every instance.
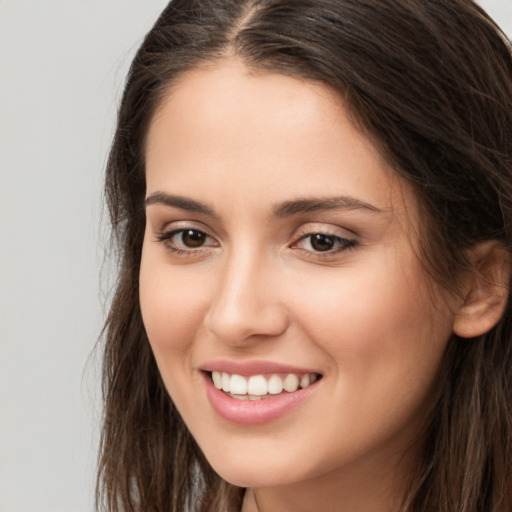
[97,1,512,511]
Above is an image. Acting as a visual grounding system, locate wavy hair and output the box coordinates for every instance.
[97,1,512,511]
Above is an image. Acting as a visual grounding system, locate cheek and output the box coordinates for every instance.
[139,250,214,415]
[291,252,453,396]
[139,246,209,357]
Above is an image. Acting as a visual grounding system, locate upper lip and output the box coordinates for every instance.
[200,359,322,377]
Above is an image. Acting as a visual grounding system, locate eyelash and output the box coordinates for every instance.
[154,228,217,256]
[154,227,357,258]
[292,232,357,256]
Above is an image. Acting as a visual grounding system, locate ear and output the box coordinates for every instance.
[453,241,511,338]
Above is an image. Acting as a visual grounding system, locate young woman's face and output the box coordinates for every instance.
[140,60,458,495]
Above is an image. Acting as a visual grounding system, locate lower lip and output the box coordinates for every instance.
[202,373,318,425]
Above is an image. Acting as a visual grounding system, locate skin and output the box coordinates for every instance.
[140,59,463,512]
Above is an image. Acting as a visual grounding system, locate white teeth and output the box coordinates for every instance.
[211,371,319,396]
[267,374,283,395]
[230,374,248,395]
[300,374,310,389]
[283,373,300,392]
[221,372,230,392]
[248,375,267,396]
[212,371,222,389]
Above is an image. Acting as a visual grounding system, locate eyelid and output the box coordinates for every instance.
[155,228,216,244]
[289,223,358,256]
[292,222,357,240]
[154,219,216,238]
[153,220,219,254]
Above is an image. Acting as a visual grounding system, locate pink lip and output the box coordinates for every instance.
[201,359,320,377]
[200,361,321,425]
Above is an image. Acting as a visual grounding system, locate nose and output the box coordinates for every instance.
[203,248,289,346]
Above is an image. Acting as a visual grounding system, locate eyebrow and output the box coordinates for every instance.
[144,191,382,218]
[145,192,218,217]
[272,196,382,217]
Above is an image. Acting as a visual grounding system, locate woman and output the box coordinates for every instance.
[97,1,512,511]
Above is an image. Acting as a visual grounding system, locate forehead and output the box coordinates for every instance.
[145,59,414,222]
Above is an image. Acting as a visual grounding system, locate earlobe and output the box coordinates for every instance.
[453,241,511,339]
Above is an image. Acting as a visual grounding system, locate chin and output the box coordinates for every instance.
[215,466,291,489]
[204,449,312,489]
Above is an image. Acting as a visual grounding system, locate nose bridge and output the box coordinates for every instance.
[204,243,288,344]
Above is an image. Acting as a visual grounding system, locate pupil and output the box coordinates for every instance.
[311,234,334,252]
[182,230,205,248]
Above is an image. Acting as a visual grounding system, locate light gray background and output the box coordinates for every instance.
[0,1,510,511]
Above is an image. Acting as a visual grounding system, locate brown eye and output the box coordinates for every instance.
[155,228,215,253]
[310,234,335,252]
[293,231,356,255]
[181,229,206,248]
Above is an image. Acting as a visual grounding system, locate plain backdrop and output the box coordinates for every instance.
[0,1,511,511]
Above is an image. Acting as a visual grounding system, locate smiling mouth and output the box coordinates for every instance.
[209,371,321,400]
